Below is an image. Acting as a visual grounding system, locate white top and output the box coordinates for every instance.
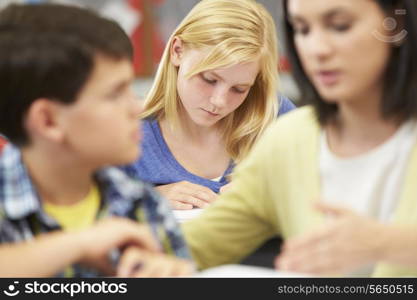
[319,120,417,275]
[211,176,222,182]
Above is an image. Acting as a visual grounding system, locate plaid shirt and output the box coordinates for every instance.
[0,144,190,277]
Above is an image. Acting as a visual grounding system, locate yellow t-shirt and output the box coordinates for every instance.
[44,186,100,231]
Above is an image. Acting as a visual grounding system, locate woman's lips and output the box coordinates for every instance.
[315,70,341,86]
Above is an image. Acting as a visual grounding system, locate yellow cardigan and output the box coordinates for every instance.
[183,106,417,277]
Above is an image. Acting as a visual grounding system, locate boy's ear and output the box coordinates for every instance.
[25,99,65,143]
[170,36,184,67]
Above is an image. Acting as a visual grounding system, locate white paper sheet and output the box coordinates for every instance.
[194,264,309,278]
[173,208,204,223]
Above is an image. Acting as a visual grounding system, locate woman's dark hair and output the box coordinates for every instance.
[0,3,133,146]
[282,0,417,125]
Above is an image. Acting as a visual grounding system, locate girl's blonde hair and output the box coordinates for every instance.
[142,0,279,162]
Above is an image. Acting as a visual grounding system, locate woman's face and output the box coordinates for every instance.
[171,38,260,128]
[288,0,394,104]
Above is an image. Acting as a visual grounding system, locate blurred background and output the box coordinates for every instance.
[0,0,300,102]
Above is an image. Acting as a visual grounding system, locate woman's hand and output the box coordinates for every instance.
[156,181,217,210]
[275,202,386,276]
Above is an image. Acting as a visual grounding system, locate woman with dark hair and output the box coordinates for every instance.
[183,0,417,277]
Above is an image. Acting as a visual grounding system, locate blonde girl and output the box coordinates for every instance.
[125,0,295,209]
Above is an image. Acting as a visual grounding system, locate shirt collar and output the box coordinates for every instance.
[0,143,147,221]
[0,144,41,220]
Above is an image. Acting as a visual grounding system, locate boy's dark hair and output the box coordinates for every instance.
[0,3,133,146]
[282,0,417,125]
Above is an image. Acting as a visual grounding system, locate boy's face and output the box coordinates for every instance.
[56,55,142,167]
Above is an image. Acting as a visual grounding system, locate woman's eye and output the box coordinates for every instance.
[332,23,351,32]
[293,25,310,35]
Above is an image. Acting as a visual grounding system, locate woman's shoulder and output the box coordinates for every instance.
[266,105,320,144]
[275,105,317,128]
[251,106,320,161]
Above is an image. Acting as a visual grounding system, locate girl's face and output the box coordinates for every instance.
[171,39,260,128]
[288,0,393,104]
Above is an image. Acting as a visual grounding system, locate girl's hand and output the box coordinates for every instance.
[156,181,217,210]
[219,182,233,194]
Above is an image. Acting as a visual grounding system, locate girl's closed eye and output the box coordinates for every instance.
[232,87,247,94]
[200,74,217,85]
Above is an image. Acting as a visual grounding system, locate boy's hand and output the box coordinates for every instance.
[75,217,160,275]
[156,181,217,210]
[117,246,194,277]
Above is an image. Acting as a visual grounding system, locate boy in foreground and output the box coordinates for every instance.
[0,3,191,277]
